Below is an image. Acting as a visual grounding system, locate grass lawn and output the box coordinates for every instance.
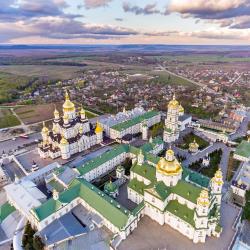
[150,70,194,87]
[178,132,209,150]
[0,108,20,129]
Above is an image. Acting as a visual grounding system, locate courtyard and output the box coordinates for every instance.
[119,201,240,250]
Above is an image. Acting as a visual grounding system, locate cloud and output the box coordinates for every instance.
[0,0,80,22]
[84,0,113,9]
[144,31,178,36]
[166,0,250,22]
[184,29,250,40]
[0,17,139,42]
[123,2,160,15]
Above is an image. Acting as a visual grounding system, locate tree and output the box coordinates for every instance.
[242,190,250,222]
[33,236,44,250]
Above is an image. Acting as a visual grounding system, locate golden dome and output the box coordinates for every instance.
[166,148,174,156]
[42,121,49,133]
[179,104,184,113]
[197,190,210,207]
[63,90,75,112]
[95,121,103,134]
[168,94,179,109]
[60,136,68,145]
[189,139,199,150]
[156,155,182,176]
[212,168,223,186]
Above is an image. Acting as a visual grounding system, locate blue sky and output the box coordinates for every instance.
[1,0,250,44]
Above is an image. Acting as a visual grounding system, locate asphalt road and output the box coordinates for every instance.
[0,132,41,154]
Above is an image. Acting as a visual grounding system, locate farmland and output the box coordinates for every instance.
[0,108,20,129]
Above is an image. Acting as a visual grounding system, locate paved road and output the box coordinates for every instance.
[0,132,41,153]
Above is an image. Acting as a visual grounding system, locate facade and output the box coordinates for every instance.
[163,95,184,143]
[100,107,161,140]
[231,161,250,206]
[38,91,103,160]
[128,148,223,243]
[196,127,229,143]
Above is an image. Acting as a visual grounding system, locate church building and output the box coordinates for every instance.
[38,91,103,160]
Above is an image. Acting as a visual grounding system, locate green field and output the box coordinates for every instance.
[149,55,250,63]
[151,70,195,87]
[0,108,20,129]
[0,65,84,79]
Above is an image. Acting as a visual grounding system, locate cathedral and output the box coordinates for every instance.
[128,148,223,243]
[163,94,184,143]
[38,91,103,160]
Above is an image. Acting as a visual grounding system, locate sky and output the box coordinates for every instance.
[1,0,250,45]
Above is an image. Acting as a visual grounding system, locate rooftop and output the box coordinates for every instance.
[111,110,160,132]
[234,140,250,159]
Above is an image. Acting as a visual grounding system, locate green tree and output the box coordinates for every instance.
[242,190,250,222]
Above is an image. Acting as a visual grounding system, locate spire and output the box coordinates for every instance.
[173,93,176,100]
[65,89,70,100]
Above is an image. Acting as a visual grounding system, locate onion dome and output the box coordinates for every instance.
[179,104,184,113]
[63,90,75,112]
[42,121,49,134]
[168,94,179,109]
[157,150,182,176]
[95,121,103,134]
[60,136,68,145]
[189,139,199,151]
[197,190,210,207]
[212,169,223,186]
[104,180,118,195]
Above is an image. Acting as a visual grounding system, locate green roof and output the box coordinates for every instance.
[47,179,65,193]
[33,198,63,221]
[33,178,130,229]
[234,140,250,159]
[104,181,118,194]
[182,167,210,188]
[127,178,150,196]
[0,202,16,222]
[172,180,202,203]
[77,144,129,175]
[111,110,160,132]
[140,136,164,153]
[165,200,195,227]
[145,181,171,201]
[130,163,156,183]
